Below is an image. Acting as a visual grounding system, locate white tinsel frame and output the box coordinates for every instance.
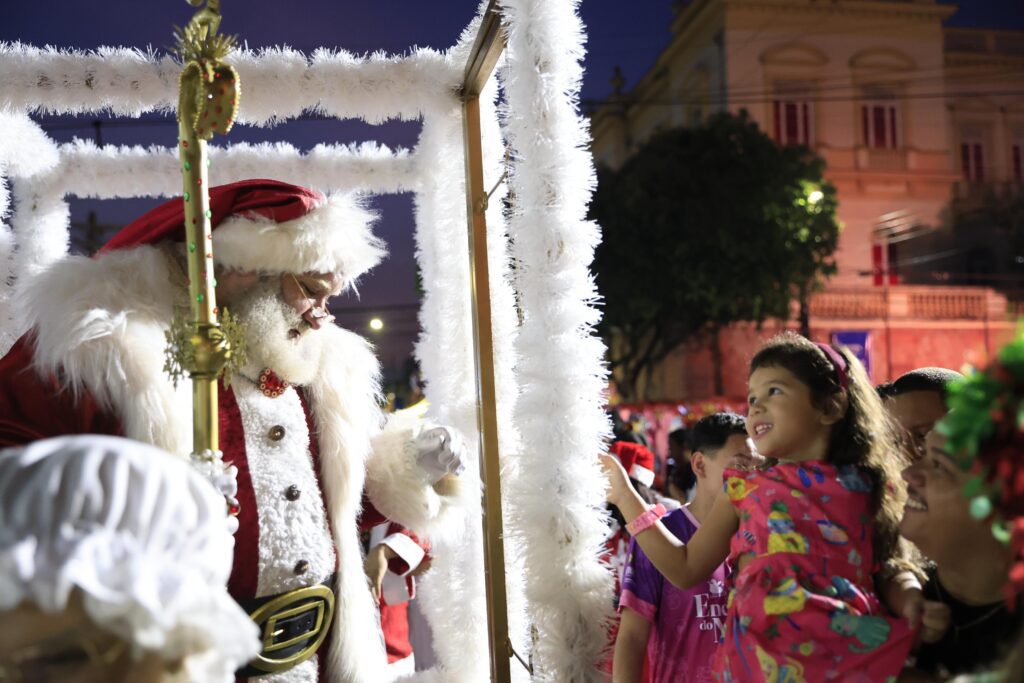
[0,1,612,680]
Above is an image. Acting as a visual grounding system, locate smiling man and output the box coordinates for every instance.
[900,427,1022,677]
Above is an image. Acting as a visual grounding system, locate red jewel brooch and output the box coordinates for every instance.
[258,368,290,398]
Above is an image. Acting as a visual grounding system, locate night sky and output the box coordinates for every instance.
[3,0,1021,372]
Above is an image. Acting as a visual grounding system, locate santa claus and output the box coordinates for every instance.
[0,179,470,682]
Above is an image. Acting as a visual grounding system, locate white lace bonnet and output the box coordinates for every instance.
[0,435,259,682]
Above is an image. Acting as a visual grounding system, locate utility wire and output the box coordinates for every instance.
[584,88,1024,109]
[32,86,1024,133]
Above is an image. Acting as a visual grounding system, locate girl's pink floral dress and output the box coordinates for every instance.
[711,461,913,682]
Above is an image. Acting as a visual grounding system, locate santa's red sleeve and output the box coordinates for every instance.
[0,336,122,448]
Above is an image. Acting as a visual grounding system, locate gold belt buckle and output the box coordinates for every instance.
[246,584,335,674]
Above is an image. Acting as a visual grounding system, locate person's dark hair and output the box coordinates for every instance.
[875,381,897,401]
[668,428,690,449]
[667,458,695,493]
[891,367,963,400]
[750,332,917,576]
[689,412,746,456]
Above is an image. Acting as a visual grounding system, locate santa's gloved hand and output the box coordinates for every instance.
[414,426,467,484]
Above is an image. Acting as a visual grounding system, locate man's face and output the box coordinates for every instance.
[279,272,345,331]
[899,429,979,560]
[889,390,947,461]
[695,433,758,499]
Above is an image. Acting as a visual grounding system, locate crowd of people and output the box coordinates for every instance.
[602,332,1024,682]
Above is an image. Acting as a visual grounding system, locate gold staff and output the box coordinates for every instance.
[170,0,241,455]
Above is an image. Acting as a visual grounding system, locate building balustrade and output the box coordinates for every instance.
[856,147,907,172]
[805,285,1009,321]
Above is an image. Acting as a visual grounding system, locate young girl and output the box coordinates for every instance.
[603,333,924,682]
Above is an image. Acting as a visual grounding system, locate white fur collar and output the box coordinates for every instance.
[18,245,385,459]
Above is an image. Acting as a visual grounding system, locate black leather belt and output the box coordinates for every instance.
[236,575,336,678]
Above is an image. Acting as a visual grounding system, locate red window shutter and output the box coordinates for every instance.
[773,101,781,142]
[973,144,984,181]
[1013,145,1022,182]
[961,142,972,179]
[801,103,810,145]
[862,105,869,146]
[872,243,884,286]
[888,106,898,149]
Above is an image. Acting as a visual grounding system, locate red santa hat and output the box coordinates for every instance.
[100,179,385,281]
[609,441,656,488]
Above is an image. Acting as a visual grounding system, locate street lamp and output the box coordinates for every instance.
[807,189,824,205]
[369,317,384,332]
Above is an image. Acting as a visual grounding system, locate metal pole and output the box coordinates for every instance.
[463,92,513,683]
[461,3,513,680]
[174,0,240,454]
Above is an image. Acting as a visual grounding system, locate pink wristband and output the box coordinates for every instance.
[626,503,666,536]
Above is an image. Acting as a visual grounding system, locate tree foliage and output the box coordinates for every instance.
[590,111,840,399]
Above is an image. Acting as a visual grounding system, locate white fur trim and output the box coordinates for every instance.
[213,193,386,282]
[17,246,192,455]
[379,533,426,578]
[365,409,472,542]
[629,464,655,488]
[285,324,390,682]
[232,381,336,597]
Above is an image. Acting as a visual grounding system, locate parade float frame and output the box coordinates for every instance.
[0,0,612,680]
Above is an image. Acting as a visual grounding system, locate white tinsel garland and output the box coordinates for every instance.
[0,112,60,354]
[28,139,418,200]
[406,10,529,680]
[499,0,615,679]
[0,43,459,125]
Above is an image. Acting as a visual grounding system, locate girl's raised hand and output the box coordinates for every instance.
[598,452,630,506]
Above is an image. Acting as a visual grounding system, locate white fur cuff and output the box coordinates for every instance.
[380,533,425,577]
[364,412,473,540]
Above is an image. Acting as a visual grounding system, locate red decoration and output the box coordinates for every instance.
[257,368,290,399]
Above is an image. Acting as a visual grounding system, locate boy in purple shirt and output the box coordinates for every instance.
[614,413,756,683]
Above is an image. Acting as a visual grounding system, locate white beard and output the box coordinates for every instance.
[231,280,326,387]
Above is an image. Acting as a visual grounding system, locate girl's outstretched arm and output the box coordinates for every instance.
[600,453,736,589]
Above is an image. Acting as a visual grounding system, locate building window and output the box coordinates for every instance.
[958,124,987,182]
[861,102,899,149]
[871,242,900,286]
[773,99,813,146]
[961,142,985,181]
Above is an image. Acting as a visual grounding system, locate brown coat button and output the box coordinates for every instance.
[268,425,286,441]
[294,559,309,575]
[285,485,301,501]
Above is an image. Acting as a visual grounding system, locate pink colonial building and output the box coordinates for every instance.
[590,0,1024,399]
